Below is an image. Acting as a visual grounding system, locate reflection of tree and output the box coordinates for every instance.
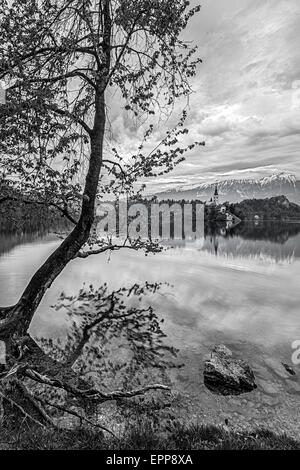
[1,283,177,433]
[203,221,300,260]
[231,221,300,244]
[0,205,72,256]
[204,221,300,245]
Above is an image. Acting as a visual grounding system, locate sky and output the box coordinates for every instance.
[108,0,300,192]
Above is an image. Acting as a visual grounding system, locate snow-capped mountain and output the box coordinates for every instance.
[155,172,300,203]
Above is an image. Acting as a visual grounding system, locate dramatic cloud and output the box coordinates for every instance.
[108,0,300,192]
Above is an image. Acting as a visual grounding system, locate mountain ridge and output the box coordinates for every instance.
[155,172,300,204]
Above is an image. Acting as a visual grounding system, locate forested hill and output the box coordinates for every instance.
[228,196,300,221]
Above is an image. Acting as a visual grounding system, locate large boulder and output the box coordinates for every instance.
[204,345,257,395]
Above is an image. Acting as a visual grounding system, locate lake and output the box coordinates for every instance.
[1,220,300,436]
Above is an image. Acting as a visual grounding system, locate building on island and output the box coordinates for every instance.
[206,183,241,230]
[206,183,219,206]
[213,184,219,205]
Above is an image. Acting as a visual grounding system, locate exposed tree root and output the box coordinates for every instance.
[34,395,117,437]
[0,387,46,428]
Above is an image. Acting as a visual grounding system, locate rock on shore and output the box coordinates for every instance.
[204,345,257,395]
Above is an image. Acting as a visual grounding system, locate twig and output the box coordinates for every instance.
[15,380,57,428]
[0,389,46,428]
[34,395,117,438]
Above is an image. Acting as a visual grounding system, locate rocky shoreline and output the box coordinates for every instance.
[168,342,300,441]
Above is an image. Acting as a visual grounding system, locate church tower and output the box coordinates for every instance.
[213,184,219,205]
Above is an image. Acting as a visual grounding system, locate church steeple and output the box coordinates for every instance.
[213,183,219,205]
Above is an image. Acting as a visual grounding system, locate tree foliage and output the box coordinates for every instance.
[0,0,202,204]
[0,0,202,431]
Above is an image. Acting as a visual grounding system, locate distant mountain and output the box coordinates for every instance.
[155,172,300,204]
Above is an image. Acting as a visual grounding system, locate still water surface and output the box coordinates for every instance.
[1,221,300,433]
[1,222,299,346]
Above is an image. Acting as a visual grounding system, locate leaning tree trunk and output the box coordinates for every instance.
[0,88,107,425]
[0,0,112,428]
[0,87,106,344]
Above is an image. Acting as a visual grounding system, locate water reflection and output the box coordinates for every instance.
[0,216,300,409]
[202,221,300,261]
[0,217,300,349]
[0,216,71,257]
[1,216,300,434]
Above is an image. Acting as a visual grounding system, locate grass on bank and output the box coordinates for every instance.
[1,419,299,450]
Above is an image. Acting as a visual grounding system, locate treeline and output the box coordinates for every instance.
[134,197,228,224]
[228,196,300,221]
[0,199,72,234]
[139,195,300,223]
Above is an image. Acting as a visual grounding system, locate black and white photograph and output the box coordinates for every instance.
[0,0,300,458]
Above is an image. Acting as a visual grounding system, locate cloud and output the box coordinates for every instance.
[107,0,300,190]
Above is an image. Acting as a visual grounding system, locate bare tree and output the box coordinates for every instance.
[0,0,202,428]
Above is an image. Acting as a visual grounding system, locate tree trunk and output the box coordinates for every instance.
[0,91,106,345]
[0,1,112,425]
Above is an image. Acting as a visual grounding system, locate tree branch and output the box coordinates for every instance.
[15,380,57,428]
[76,239,162,259]
[24,367,170,404]
[9,69,96,90]
[105,10,146,88]
[75,243,138,258]
[0,387,46,428]
[46,105,93,136]
[65,296,115,367]
[0,42,100,80]
[102,159,126,176]
[34,395,117,437]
